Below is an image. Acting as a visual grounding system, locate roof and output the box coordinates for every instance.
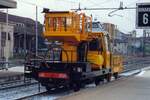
[47,11,70,13]
[0,12,35,25]
[0,12,43,36]
[0,0,17,8]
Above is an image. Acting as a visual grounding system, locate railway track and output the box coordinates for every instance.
[15,60,150,100]
[123,58,150,72]
[0,56,148,91]
[16,67,148,100]
[0,80,38,90]
[0,81,45,100]
[0,73,39,91]
[0,57,149,100]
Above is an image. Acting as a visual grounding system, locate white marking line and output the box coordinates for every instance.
[136,66,150,76]
[136,70,146,76]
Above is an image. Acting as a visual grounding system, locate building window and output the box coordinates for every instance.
[1,32,6,47]
[8,33,11,41]
[89,38,102,51]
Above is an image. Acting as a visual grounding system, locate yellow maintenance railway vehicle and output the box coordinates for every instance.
[25,10,123,91]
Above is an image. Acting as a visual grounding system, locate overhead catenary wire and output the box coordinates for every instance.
[71,0,137,12]
[73,1,138,34]
[16,0,140,34]
[71,7,136,11]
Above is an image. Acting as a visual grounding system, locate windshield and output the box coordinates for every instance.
[88,22,104,32]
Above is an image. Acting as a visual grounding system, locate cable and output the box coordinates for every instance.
[71,7,135,11]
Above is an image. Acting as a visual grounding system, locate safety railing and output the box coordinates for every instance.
[45,14,92,35]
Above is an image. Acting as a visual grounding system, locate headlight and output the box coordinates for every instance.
[77,67,82,72]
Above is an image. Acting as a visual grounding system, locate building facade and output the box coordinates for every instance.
[0,22,14,59]
[102,23,129,55]
[0,12,45,58]
[102,23,116,39]
[143,30,150,56]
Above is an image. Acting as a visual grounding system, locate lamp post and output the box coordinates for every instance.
[24,25,26,56]
[5,9,9,69]
[35,6,38,56]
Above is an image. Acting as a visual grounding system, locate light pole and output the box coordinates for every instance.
[5,9,9,69]
[24,25,26,56]
[35,6,38,56]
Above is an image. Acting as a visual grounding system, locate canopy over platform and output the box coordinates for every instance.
[0,0,17,8]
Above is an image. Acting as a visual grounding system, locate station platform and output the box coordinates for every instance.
[0,66,24,78]
[59,68,150,100]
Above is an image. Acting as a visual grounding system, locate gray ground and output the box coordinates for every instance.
[58,69,150,100]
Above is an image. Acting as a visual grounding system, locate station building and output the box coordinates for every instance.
[0,12,44,59]
[0,0,16,61]
[0,22,14,59]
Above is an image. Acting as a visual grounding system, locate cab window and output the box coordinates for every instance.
[89,38,102,52]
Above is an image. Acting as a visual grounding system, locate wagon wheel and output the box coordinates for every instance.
[72,82,81,92]
[113,72,119,80]
[105,73,112,82]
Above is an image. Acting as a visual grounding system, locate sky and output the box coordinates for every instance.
[6,0,150,36]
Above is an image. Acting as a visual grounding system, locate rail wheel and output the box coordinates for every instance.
[105,73,112,82]
[95,77,101,86]
[113,72,118,80]
[45,86,53,91]
[72,82,81,92]
[45,84,56,92]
